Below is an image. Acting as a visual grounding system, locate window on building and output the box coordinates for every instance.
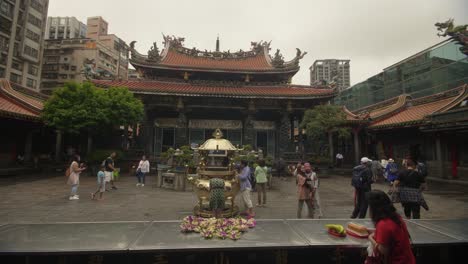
[45,56,60,63]
[26,78,36,88]
[23,45,39,58]
[12,60,22,71]
[59,74,67,79]
[70,65,76,71]
[62,64,69,70]
[0,16,12,34]
[30,0,44,13]
[43,73,58,79]
[0,0,13,18]
[10,73,21,83]
[26,29,40,43]
[27,14,42,28]
[226,130,242,146]
[0,35,8,52]
[189,129,205,145]
[69,74,75,79]
[42,64,58,71]
[28,64,38,76]
[0,68,4,77]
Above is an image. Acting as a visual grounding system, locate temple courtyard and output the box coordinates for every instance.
[1,173,467,223]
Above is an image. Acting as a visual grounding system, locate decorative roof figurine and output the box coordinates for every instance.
[435,19,468,55]
[147,42,161,62]
[271,49,284,67]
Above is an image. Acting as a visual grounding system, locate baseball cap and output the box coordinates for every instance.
[360,157,372,163]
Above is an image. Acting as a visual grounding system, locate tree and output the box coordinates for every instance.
[300,104,350,164]
[42,82,144,155]
[104,86,145,127]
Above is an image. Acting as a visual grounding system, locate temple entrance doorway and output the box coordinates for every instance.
[256,131,268,155]
[161,128,175,152]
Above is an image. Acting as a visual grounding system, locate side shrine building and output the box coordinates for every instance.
[93,36,336,158]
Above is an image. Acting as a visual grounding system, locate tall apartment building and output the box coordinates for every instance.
[86,16,108,39]
[44,17,86,40]
[86,16,128,80]
[41,16,129,92]
[0,0,49,90]
[310,59,350,91]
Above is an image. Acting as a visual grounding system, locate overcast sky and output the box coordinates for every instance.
[48,0,468,86]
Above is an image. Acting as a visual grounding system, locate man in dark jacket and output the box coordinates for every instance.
[350,157,373,218]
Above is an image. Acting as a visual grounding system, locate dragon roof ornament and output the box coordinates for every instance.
[435,18,468,55]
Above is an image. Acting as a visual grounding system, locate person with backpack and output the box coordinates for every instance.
[371,157,384,182]
[350,157,373,219]
[104,152,118,190]
[385,158,398,186]
[393,159,426,219]
[254,159,268,207]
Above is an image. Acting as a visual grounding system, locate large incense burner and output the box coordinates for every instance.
[188,129,240,218]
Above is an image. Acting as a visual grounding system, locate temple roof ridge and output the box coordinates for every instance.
[128,35,307,72]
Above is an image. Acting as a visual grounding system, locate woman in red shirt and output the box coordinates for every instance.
[367,190,415,264]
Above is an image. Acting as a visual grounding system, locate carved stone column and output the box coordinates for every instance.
[175,98,188,148]
[435,134,445,179]
[175,111,188,148]
[243,113,255,147]
[243,100,256,147]
[278,111,291,157]
[353,127,361,165]
[136,106,155,155]
[140,122,154,155]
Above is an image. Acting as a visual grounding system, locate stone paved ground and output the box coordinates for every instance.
[0,172,467,223]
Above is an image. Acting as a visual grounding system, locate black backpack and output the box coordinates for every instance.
[351,165,368,188]
[417,162,428,178]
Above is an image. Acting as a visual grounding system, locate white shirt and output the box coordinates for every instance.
[137,160,150,173]
[336,153,343,159]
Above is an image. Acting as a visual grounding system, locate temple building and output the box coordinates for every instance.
[340,84,468,180]
[93,36,336,158]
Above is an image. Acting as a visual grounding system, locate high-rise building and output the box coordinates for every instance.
[41,16,128,92]
[86,16,108,39]
[0,0,49,90]
[44,17,86,40]
[309,59,350,91]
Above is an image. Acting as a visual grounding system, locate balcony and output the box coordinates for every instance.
[0,18,12,34]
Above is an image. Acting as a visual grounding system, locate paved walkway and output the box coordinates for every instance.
[0,173,467,223]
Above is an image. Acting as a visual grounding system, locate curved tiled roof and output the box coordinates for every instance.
[369,85,467,129]
[0,96,39,120]
[0,79,45,121]
[370,97,456,128]
[92,80,335,99]
[159,49,275,71]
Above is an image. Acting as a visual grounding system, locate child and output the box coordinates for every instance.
[91,165,106,200]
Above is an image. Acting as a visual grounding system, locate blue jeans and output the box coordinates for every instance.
[137,172,146,184]
[70,184,79,196]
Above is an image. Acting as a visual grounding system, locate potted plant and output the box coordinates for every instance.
[174,145,194,172]
[160,148,175,166]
